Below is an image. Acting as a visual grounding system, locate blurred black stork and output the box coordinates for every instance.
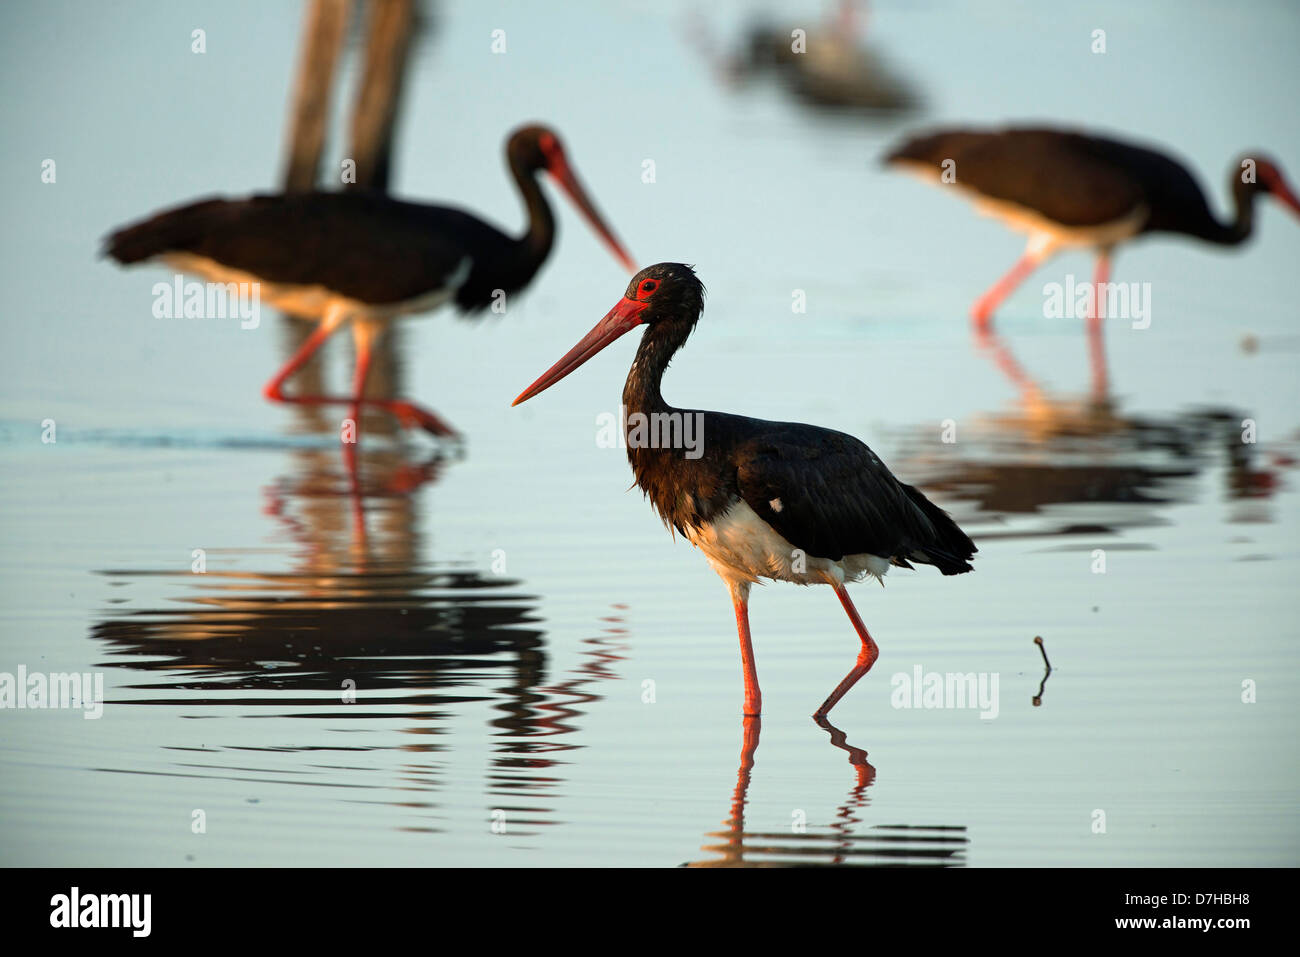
[512,263,975,717]
[886,126,1300,330]
[104,124,635,440]
[687,0,918,114]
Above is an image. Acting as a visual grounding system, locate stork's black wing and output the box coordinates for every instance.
[104,192,512,305]
[732,422,975,574]
[887,127,1150,228]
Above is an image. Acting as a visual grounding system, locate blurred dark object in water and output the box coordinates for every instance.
[283,0,437,194]
[688,1,920,115]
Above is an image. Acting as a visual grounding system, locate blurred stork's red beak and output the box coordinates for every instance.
[1260,162,1300,217]
[542,141,637,273]
[512,296,648,406]
[1273,175,1300,217]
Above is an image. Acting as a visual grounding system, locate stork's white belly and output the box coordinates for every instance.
[160,252,470,322]
[684,499,891,589]
[892,159,1148,249]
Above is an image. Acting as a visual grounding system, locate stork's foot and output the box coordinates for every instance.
[971,301,996,332]
[390,401,460,439]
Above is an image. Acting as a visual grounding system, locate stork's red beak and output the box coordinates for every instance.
[1273,175,1300,217]
[545,149,637,273]
[512,297,649,406]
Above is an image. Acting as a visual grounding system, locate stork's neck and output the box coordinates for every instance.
[622,320,692,421]
[621,317,705,517]
[510,161,556,271]
[1198,176,1257,245]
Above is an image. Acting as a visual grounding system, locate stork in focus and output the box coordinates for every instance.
[513,263,976,717]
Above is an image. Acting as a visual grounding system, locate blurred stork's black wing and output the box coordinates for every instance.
[104,192,510,305]
[887,127,1151,228]
[733,423,975,574]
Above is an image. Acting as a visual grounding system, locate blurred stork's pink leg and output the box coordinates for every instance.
[1091,251,1111,321]
[261,311,458,438]
[1088,250,1112,398]
[340,320,378,540]
[380,399,459,438]
[348,319,382,440]
[971,236,1055,331]
[262,308,349,403]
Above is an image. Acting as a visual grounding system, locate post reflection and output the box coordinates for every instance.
[686,716,968,867]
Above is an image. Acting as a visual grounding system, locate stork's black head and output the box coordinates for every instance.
[506,124,560,173]
[623,263,706,328]
[512,262,706,407]
[505,124,636,272]
[1232,154,1300,218]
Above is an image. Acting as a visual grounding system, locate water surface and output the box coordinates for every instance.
[1,0,1298,867]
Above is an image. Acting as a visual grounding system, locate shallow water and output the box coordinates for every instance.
[1,0,1298,867]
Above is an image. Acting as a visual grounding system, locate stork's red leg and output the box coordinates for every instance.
[1091,251,1110,320]
[731,582,762,716]
[340,320,376,528]
[262,313,459,438]
[377,398,459,437]
[272,392,459,438]
[1088,251,1111,398]
[971,237,1054,331]
[814,582,880,718]
[262,309,349,403]
[348,319,381,437]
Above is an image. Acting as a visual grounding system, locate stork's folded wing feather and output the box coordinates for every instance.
[732,426,973,574]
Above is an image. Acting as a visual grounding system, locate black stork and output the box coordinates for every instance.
[104,124,635,439]
[512,263,976,717]
[886,126,1300,329]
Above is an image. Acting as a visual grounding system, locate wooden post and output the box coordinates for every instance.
[346,0,416,192]
[278,0,421,437]
[282,0,353,192]
[346,0,418,425]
